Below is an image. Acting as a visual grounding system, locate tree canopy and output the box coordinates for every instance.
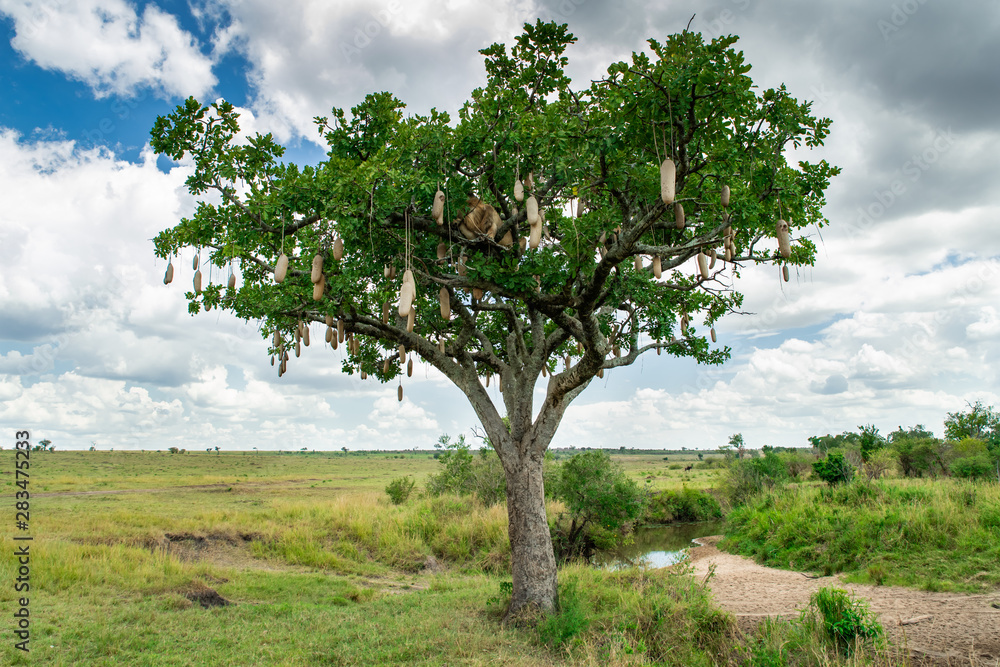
[150,20,838,615]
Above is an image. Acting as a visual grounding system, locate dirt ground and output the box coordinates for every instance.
[688,537,1000,665]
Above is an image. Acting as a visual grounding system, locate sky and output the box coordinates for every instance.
[1,0,998,452]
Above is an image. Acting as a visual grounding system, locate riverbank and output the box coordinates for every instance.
[689,536,1000,665]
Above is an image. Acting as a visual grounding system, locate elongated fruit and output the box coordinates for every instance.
[440,287,450,320]
[526,196,539,226]
[407,358,413,377]
[660,158,675,205]
[312,275,325,301]
[303,325,310,347]
[514,179,524,202]
[711,328,717,343]
[337,319,345,343]
[697,251,709,280]
[163,262,174,285]
[398,280,415,318]
[228,272,236,289]
[325,326,333,343]
[311,254,324,283]
[406,306,415,332]
[398,385,403,402]
[274,253,289,283]
[193,270,202,294]
[634,255,642,271]
[721,185,731,207]
[333,238,344,261]
[782,265,790,282]
[674,202,685,230]
[382,302,390,325]
[192,254,199,270]
[432,189,445,220]
[437,243,446,260]
[652,256,662,279]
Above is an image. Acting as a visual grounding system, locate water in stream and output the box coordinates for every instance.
[593,521,724,569]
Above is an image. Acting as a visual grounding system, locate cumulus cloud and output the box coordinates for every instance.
[1,0,217,98]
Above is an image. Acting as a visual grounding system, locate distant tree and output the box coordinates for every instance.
[945,402,1000,478]
[168,447,179,454]
[39,439,53,451]
[858,424,885,463]
[341,446,349,454]
[812,452,853,485]
[728,433,747,460]
[888,425,947,478]
[215,446,221,455]
[808,432,859,454]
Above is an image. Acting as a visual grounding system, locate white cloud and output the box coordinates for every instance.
[1,0,216,98]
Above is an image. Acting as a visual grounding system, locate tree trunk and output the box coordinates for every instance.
[504,449,558,618]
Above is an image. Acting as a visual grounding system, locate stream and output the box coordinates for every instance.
[593,520,724,569]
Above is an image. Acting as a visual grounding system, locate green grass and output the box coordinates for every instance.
[723,477,1000,591]
[0,451,957,665]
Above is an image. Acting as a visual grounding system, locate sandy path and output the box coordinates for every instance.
[688,537,1000,665]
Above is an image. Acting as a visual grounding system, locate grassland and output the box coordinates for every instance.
[723,477,1000,592]
[0,449,957,665]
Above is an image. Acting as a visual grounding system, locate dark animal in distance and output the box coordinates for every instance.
[683,465,693,472]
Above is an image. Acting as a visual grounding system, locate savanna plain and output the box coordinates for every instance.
[2,443,998,666]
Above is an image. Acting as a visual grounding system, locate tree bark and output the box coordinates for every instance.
[503,449,558,618]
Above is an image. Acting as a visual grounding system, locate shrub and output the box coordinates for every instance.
[721,451,788,506]
[812,452,853,486]
[807,587,884,654]
[646,488,723,523]
[549,451,646,561]
[778,451,812,480]
[950,454,993,480]
[425,434,508,505]
[385,476,415,505]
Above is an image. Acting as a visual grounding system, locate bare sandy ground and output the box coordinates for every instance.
[688,537,1000,665]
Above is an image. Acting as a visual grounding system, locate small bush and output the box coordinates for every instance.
[721,452,788,506]
[950,454,993,480]
[807,587,884,654]
[812,452,853,485]
[536,579,588,647]
[384,476,415,505]
[646,488,723,523]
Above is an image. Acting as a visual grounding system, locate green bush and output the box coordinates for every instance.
[807,587,883,654]
[812,452,853,485]
[549,451,646,561]
[646,488,722,523]
[950,454,993,480]
[384,476,415,505]
[425,434,509,505]
[721,451,788,506]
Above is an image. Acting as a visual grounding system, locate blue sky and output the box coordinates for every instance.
[1,0,999,451]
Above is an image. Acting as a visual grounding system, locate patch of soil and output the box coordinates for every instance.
[183,587,231,609]
[688,536,1000,666]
